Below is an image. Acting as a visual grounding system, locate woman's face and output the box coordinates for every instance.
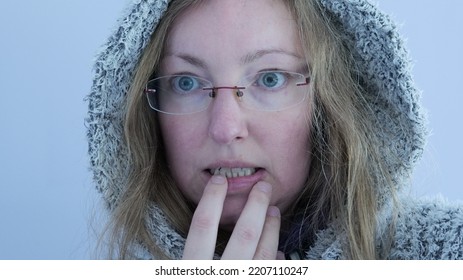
[158,0,312,229]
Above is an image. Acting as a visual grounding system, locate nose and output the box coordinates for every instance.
[207,88,249,145]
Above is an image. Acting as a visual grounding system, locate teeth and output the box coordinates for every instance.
[210,167,257,178]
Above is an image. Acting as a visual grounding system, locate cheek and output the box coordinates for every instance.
[260,109,312,210]
[160,113,205,153]
[160,119,186,163]
[262,108,311,163]
[158,116,204,184]
[275,118,311,179]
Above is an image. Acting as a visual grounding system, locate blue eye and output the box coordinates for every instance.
[257,72,286,89]
[172,76,200,93]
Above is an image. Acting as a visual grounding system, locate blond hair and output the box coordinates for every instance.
[105,0,395,259]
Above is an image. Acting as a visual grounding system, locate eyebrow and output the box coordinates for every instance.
[165,48,302,69]
[241,49,303,65]
[171,53,208,70]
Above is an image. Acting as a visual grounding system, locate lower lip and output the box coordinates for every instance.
[204,169,265,193]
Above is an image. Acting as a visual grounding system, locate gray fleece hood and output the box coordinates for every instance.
[86,0,428,259]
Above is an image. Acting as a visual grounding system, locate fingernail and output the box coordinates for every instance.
[211,175,226,184]
[256,181,272,193]
[267,206,280,217]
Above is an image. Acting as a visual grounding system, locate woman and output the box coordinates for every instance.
[86,0,463,259]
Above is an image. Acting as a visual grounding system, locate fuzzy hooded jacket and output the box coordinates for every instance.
[86,0,463,259]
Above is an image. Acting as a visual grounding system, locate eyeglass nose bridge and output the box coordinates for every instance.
[203,86,246,99]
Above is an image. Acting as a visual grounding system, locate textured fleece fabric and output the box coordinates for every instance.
[86,0,463,259]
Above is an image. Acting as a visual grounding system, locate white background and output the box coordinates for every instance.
[0,0,462,259]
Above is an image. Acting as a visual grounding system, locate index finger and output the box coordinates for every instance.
[221,181,272,259]
[182,175,228,259]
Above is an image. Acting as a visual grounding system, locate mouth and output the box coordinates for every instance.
[208,167,260,178]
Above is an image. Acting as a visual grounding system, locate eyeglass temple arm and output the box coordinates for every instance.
[144,88,157,94]
[296,77,310,86]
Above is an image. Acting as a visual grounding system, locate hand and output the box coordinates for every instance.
[182,175,281,259]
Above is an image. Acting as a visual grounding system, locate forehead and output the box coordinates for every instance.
[164,0,302,66]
